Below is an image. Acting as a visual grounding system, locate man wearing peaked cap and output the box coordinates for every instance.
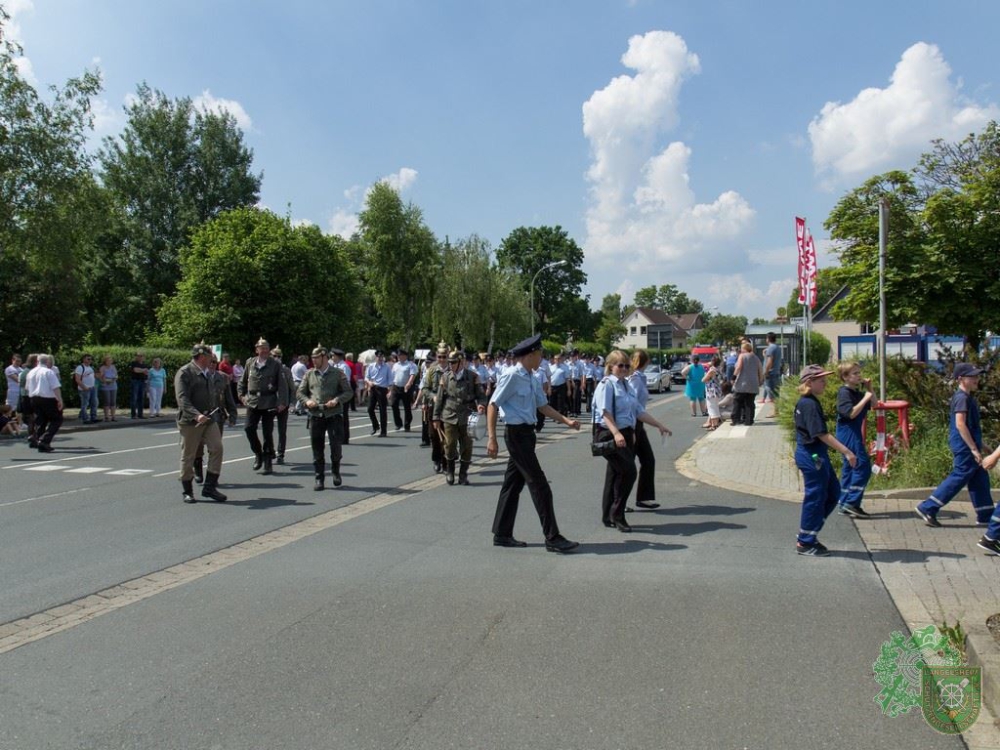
[486,333,581,553]
[365,349,392,436]
[174,343,229,504]
[391,348,418,432]
[329,347,354,444]
[238,336,288,475]
[298,344,352,490]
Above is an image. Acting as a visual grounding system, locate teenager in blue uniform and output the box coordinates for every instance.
[593,350,671,532]
[916,363,994,527]
[487,334,581,553]
[626,349,661,511]
[793,365,857,556]
[835,362,874,518]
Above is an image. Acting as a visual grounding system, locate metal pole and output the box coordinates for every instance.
[878,197,889,403]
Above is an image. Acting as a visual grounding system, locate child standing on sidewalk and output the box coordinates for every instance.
[915,363,994,528]
[836,362,874,518]
[794,365,857,556]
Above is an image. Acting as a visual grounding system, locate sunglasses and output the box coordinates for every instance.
[616,363,631,370]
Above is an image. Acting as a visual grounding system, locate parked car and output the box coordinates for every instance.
[669,362,687,384]
[643,364,670,393]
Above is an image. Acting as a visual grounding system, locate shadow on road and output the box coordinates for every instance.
[650,504,756,517]
[221,497,317,510]
[575,541,687,555]
[638,521,748,536]
[839,548,968,563]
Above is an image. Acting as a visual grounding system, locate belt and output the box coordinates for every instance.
[505,423,535,431]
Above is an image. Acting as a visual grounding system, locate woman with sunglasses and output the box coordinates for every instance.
[593,350,671,532]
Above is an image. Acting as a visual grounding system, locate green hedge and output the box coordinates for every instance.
[50,346,193,410]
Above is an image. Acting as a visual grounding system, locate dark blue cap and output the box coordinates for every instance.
[510,334,543,358]
[954,363,983,378]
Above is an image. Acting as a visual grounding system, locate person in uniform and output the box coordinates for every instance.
[175,344,229,503]
[365,350,391,436]
[487,334,580,553]
[193,353,239,485]
[270,346,297,464]
[298,345,352,490]
[417,344,449,469]
[390,349,417,432]
[238,337,288,475]
[548,352,570,417]
[330,348,353,444]
[433,350,486,486]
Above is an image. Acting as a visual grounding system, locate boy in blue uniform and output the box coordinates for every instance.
[836,362,874,518]
[916,363,994,527]
[793,365,857,556]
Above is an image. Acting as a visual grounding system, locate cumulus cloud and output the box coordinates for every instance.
[582,31,755,273]
[382,167,418,192]
[193,89,253,130]
[327,167,418,238]
[706,274,793,312]
[6,0,37,86]
[328,209,360,239]
[809,42,1000,182]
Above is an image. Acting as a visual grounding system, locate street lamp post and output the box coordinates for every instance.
[530,260,567,337]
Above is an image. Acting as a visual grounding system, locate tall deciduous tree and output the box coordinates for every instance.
[496,226,587,337]
[633,283,703,314]
[0,9,103,353]
[358,182,439,350]
[595,293,626,351]
[96,83,261,342]
[698,314,748,347]
[157,208,359,354]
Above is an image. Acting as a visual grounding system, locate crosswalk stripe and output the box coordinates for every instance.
[65,467,113,474]
[24,465,73,472]
[106,469,154,476]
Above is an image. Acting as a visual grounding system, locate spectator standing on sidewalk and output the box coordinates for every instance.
[835,362,874,518]
[129,352,149,419]
[793,365,857,556]
[681,354,707,418]
[762,332,782,416]
[916,363,995,528]
[5,353,22,409]
[147,357,167,417]
[731,342,763,426]
[98,355,118,422]
[74,353,99,424]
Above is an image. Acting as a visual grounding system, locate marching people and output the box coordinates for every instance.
[548,352,571,417]
[418,345,449,472]
[193,354,238,485]
[365,350,391,437]
[18,354,37,439]
[433,350,486,486]
[793,365,857,556]
[238,337,288,475]
[290,353,308,416]
[298,345,352,490]
[390,349,417,432]
[916,363,995,529]
[330,348,353,444]
[174,344,228,504]
[25,353,63,452]
[593,350,671,532]
[835,362,874,518]
[270,347,297,464]
[627,349,663,511]
[487,334,580,553]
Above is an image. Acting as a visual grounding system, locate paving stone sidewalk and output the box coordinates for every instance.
[677,410,1000,748]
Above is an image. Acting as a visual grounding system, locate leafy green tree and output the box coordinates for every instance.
[699,314,748,347]
[358,182,439,349]
[805,330,832,365]
[633,283,703,314]
[96,83,261,341]
[595,293,626,351]
[784,267,844,317]
[157,208,359,354]
[0,9,103,353]
[496,225,587,337]
[549,295,601,343]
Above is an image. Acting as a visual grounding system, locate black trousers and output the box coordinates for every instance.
[368,387,388,434]
[598,426,637,523]
[341,397,351,444]
[309,414,343,477]
[585,379,596,412]
[31,396,63,446]
[572,382,583,415]
[245,407,276,458]
[550,383,568,416]
[430,415,444,465]
[275,408,288,457]
[492,424,561,541]
[391,386,413,429]
[634,422,656,503]
[732,392,756,426]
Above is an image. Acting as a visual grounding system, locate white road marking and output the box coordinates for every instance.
[106,469,153,476]
[65,467,113,474]
[23,465,73,472]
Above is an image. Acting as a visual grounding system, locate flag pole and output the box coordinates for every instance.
[878,197,888,403]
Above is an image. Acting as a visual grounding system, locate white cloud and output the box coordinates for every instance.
[582,31,755,274]
[326,167,417,238]
[193,89,253,130]
[381,167,418,192]
[6,0,36,85]
[89,97,122,137]
[328,209,359,239]
[809,42,1000,182]
[706,274,793,313]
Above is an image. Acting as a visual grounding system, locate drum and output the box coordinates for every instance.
[468,413,486,441]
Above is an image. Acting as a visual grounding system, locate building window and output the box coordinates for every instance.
[640,326,647,335]
[630,326,636,335]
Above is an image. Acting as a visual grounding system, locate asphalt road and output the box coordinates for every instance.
[0,398,962,749]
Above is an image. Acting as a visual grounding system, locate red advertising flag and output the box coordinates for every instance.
[795,217,807,304]
[804,230,819,308]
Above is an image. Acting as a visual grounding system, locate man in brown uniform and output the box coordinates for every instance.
[175,344,229,504]
[238,337,288,475]
[433,350,486,486]
[298,345,352,491]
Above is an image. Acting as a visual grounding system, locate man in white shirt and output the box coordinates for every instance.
[26,353,63,452]
[390,349,418,432]
[74,353,98,424]
[5,353,22,409]
[290,354,308,415]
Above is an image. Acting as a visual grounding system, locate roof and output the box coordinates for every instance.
[630,307,676,326]
[671,313,704,331]
[811,284,850,322]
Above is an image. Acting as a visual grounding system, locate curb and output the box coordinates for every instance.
[59,413,178,435]
[967,626,1000,722]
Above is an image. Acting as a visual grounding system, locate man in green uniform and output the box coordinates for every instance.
[434,350,486,486]
[270,346,297,465]
[418,342,450,474]
[175,344,229,504]
[238,337,288,475]
[298,345,352,491]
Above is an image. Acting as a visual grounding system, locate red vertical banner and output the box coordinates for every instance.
[804,230,818,308]
[795,217,807,304]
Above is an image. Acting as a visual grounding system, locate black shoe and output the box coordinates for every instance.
[624,507,634,513]
[332,465,342,487]
[915,507,941,527]
[404,426,411,432]
[276,455,285,465]
[371,428,378,436]
[183,492,197,504]
[28,441,38,449]
[202,486,228,502]
[635,500,660,509]
[262,457,273,475]
[545,537,580,553]
[314,477,324,491]
[602,520,614,528]
[37,444,54,453]
[612,519,632,533]
[839,504,870,519]
[379,432,387,438]
[252,454,264,471]
[796,541,830,556]
[182,480,196,504]
[493,536,528,548]
[193,459,204,485]
[977,536,1000,555]
[434,462,443,474]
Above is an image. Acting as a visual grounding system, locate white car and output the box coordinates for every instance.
[643,364,670,393]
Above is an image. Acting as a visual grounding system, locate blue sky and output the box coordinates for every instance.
[10,0,1000,320]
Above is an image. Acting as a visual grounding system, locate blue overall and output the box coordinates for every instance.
[794,395,840,545]
[916,390,994,523]
[836,386,871,510]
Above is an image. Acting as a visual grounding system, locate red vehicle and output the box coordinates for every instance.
[691,346,719,360]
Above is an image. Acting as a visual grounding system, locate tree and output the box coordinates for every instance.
[0,9,103,354]
[496,226,587,337]
[784,267,845,318]
[358,182,439,349]
[698,314,748,347]
[548,295,601,343]
[96,83,261,341]
[595,294,626,351]
[157,208,360,354]
[633,283,703,314]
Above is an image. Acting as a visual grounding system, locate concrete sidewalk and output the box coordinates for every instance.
[677,410,1000,748]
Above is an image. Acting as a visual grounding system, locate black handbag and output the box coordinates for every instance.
[590,382,617,457]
